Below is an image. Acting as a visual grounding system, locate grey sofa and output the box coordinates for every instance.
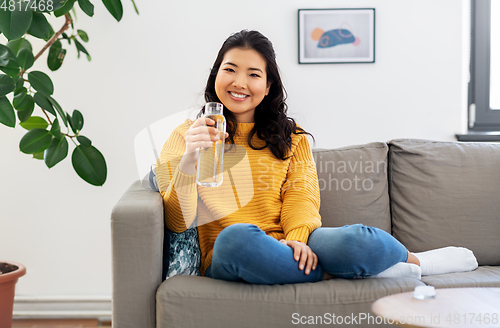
[111,139,500,328]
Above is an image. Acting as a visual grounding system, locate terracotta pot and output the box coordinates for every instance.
[0,261,26,328]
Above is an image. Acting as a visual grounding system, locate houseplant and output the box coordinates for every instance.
[0,0,137,325]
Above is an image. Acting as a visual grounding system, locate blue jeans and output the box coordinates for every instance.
[205,223,408,284]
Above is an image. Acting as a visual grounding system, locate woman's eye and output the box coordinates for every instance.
[224,68,235,73]
[250,73,261,78]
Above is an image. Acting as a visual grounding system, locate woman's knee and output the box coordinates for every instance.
[345,224,406,273]
[337,224,405,261]
[343,223,370,240]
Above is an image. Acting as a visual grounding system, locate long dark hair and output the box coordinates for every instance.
[201,30,314,160]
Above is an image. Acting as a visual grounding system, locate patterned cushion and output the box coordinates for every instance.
[166,228,201,278]
[149,165,201,279]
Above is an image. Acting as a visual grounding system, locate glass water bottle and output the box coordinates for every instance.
[196,102,226,187]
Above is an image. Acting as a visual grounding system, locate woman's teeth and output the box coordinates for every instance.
[230,92,247,98]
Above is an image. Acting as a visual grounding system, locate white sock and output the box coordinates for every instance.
[371,262,421,280]
[413,246,478,276]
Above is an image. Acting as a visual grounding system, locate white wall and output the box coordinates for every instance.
[0,0,467,306]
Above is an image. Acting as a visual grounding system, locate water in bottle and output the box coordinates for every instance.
[196,102,226,187]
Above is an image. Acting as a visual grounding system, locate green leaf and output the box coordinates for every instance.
[47,96,67,126]
[6,38,32,55]
[0,44,18,60]
[72,145,107,186]
[77,29,89,42]
[50,117,62,138]
[54,0,76,17]
[14,95,31,111]
[0,96,16,128]
[0,44,20,77]
[28,71,54,95]
[14,76,24,91]
[19,128,52,154]
[78,0,94,17]
[72,109,83,130]
[66,112,75,132]
[130,0,138,14]
[13,87,29,109]
[0,59,20,77]
[27,12,51,40]
[51,39,63,51]
[46,20,55,41]
[47,40,66,71]
[44,136,68,168]
[74,39,90,60]
[17,100,34,122]
[0,74,15,97]
[0,2,33,41]
[34,92,55,116]
[102,0,123,21]
[14,86,27,96]
[15,92,34,122]
[17,48,35,70]
[62,32,72,45]
[77,135,91,146]
[20,116,49,130]
[33,151,44,160]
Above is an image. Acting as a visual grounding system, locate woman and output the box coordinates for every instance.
[155,30,477,284]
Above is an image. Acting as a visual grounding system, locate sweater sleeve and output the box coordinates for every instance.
[280,134,321,244]
[155,120,198,232]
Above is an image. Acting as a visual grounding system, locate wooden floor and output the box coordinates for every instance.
[12,319,111,328]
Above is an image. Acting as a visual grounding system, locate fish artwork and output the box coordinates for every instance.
[311,27,361,48]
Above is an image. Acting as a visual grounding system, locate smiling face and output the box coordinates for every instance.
[215,47,271,123]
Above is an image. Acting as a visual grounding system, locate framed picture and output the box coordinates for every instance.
[298,8,375,64]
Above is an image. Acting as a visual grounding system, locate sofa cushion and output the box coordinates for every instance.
[388,139,500,266]
[157,275,424,328]
[313,143,391,233]
[420,266,500,288]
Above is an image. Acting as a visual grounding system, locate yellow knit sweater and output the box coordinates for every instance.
[156,120,321,275]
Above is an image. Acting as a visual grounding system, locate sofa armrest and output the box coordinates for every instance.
[111,181,164,328]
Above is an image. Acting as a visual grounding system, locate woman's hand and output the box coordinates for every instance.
[279,239,318,275]
[179,117,228,175]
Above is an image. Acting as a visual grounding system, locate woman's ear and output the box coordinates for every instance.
[265,82,271,96]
